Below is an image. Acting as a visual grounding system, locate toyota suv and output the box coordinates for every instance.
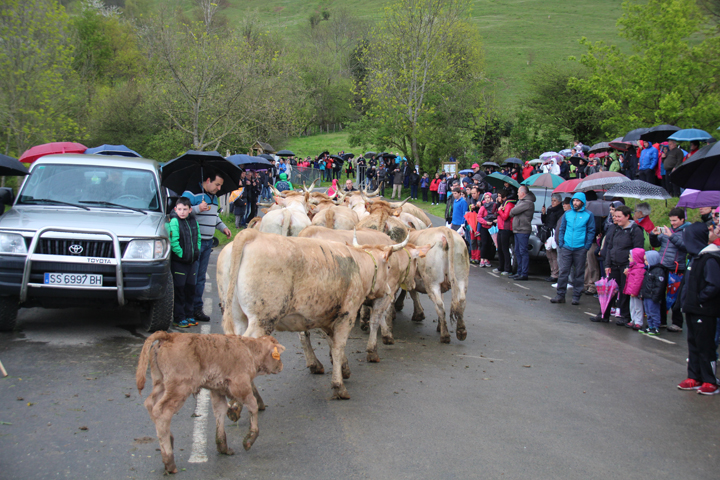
[0,154,173,332]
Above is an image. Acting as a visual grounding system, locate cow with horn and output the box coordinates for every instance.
[355,193,410,242]
[221,228,429,399]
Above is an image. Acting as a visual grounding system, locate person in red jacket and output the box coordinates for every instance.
[493,189,516,275]
[624,248,646,330]
[477,192,497,267]
[429,173,441,205]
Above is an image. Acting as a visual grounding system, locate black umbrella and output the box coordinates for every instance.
[483,161,500,168]
[258,153,274,161]
[472,172,487,181]
[0,154,30,176]
[503,157,523,165]
[329,154,344,165]
[622,127,650,142]
[161,150,242,196]
[276,149,295,157]
[639,124,681,144]
[602,179,671,200]
[585,200,613,217]
[670,141,720,190]
[341,153,355,160]
[588,142,611,153]
[227,154,273,171]
[364,151,377,158]
[568,155,586,168]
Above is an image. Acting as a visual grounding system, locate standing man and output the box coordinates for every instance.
[638,140,659,184]
[591,205,645,324]
[550,193,595,305]
[450,187,468,234]
[182,169,232,322]
[357,156,367,188]
[541,193,565,282]
[391,163,403,199]
[509,186,536,281]
[662,139,684,197]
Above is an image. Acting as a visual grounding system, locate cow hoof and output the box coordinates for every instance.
[382,335,395,345]
[367,351,380,363]
[341,363,351,379]
[219,447,235,456]
[440,335,451,344]
[394,302,404,311]
[411,313,425,322]
[243,432,258,451]
[436,324,441,333]
[309,363,325,375]
[332,384,351,400]
[360,321,369,332]
[165,467,178,475]
[456,328,467,341]
[226,404,241,423]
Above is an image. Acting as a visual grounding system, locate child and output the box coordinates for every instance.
[438,176,448,204]
[167,197,201,328]
[639,250,664,335]
[677,222,720,395]
[623,247,646,330]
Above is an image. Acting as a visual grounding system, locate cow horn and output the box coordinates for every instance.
[271,185,284,197]
[336,188,346,200]
[308,179,318,191]
[302,181,310,193]
[328,189,338,200]
[367,183,381,197]
[396,196,411,208]
[352,228,361,248]
[391,233,410,251]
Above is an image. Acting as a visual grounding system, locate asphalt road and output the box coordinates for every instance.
[2,219,720,479]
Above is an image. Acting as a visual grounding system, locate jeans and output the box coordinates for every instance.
[556,247,587,299]
[514,233,530,277]
[644,298,661,329]
[410,185,418,199]
[193,238,214,311]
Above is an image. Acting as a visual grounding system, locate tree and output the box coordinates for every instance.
[0,0,82,156]
[571,0,720,136]
[524,63,606,144]
[353,0,488,172]
[142,6,304,151]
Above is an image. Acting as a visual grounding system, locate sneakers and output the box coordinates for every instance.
[544,276,558,282]
[667,324,683,333]
[500,271,510,276]
[173,319,191,328]
[492,268,501,273]
[590,314,608,323]
[186,318,199,327]
[550,296,565,304]
[639,326,658,335]
[194,310,211,322]
[698,383,720,395]
[612,308,621,317]
[677,378,702,390]
[482,260,492,267]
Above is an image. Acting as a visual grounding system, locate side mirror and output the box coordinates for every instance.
[0,187,14,206]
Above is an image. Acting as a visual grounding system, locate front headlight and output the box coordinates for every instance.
[123,239,167,260]
[0,233,28,254]
[532,224,538,235]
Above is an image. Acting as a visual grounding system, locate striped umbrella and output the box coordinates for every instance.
[521,172,564,189]
[575,171,630,192]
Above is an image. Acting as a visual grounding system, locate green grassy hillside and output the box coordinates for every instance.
[161,0,630,106]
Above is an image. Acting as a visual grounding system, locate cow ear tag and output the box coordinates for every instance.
[272,347,281,360]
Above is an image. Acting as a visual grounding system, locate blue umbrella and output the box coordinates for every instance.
[667,129,714,142]
[459,169,474,175]
[226,154,272,171]
[85,144,141,157]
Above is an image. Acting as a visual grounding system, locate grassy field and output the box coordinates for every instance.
[163,0,630,107]
[280,131,364,159]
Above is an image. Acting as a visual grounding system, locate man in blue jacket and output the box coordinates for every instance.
[638,140,659,185]
[551,192,596,305]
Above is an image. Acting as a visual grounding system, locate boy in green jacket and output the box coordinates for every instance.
[166,197,202,328]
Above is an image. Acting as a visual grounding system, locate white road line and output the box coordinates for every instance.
[205,303,213,316]
[463,355,503,361]
[204,281,213,293]
[647,335,676,345]
[188,324,211,463]
[514,283,529,290]
[487,272,499,278]
[584,312,596,317]
[542,295,552,300]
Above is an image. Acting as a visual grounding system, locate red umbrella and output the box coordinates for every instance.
[552,178,583,193]
[19,142,87,163]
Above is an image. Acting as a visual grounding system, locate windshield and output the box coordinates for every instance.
[18,164,161,212]
[531,188,554,213]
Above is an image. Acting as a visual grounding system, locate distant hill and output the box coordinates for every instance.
[156,0,629,107]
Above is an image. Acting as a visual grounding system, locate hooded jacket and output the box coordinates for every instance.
[639,144,659,170]
[649,222,688,271]
[558,193,595,251]
[497,198,516,231]
[509,189,536,234]
[623,248,646,297]
[681,223,720,316]
[641,250,666,303]
[166,210,201,264]
[601,220,645,268]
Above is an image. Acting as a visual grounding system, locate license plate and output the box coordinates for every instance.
[44,273,103,286]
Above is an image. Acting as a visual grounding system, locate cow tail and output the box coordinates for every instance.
[136,331,171,394]
[223,229,260,334]
[325,208,335,229]
[281,209,293,237]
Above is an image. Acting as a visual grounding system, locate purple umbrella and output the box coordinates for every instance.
[595,277,619,318]
[676,189,720,209]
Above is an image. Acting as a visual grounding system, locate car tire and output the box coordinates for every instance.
[143,270,173,332]
[0,296,19,332]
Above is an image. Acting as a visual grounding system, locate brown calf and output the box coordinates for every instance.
[136,332,285,474]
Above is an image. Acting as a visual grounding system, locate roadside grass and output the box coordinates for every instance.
[280,131,363,158]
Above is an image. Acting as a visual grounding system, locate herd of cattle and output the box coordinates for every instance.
[137,181,469,473]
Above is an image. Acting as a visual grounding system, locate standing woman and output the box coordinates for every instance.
[429,173,441,205]
[420,173,430,202]
[477,192,497,267]
[438,175,448,204]
[494,189,516,275]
